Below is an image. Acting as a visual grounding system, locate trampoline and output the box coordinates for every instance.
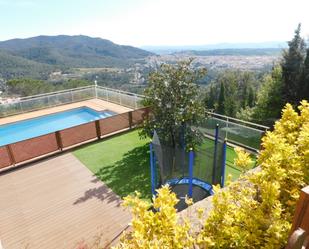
[150,125,227,211]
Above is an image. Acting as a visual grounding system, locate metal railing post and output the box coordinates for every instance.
[95,85,98,99]
[188,149,194,198]
[19,102,23,113]
[212,124,219,185]
[150,142,156,196]
[221,139,227,187]
[134,95,138,109]
[119,91,122,105]
[226,117,229,139]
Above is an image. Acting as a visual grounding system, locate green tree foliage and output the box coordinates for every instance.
[141,60,207,149]
[6,78,91,97]
[238,24,309,125]
[217,82,225,114]
[251,65,284,123]
[204,70,258,117]
[204,84,216,111]
[301,48,309,100]
[6,78,53,96]
[247,86,255,107]
[57,79,90,90]
[281,24,307,106]
[0,50,55,80]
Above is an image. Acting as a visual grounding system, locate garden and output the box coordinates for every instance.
[74,129,253,200]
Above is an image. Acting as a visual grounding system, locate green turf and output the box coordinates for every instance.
[74,130,256,200]
[74,130,151,199]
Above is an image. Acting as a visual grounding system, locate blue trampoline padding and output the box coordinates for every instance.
[166,177,214,195]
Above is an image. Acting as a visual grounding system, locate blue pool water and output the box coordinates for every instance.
[0,107,115,146]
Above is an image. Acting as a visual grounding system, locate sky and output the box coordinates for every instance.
[0,0,309,47]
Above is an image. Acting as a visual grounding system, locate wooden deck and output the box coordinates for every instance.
[0,99,132,125]
[0,153,131,249]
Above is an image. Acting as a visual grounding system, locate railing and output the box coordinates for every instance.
[0,85,144,117]
[0,85,268,151]
[96,86,144,109]
[206,111,269,131]
[0,107,150,170]
[0,86,96,117]
[201,112,269,152]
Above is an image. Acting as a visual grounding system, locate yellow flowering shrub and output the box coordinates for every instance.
[234,147,253,172]
[114,101,309,249]
[114,185,195,249]
[198,101,309,248]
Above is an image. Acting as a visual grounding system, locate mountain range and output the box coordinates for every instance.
[0,35,286,81]
[141,41,288,54]
[0,35,153,80]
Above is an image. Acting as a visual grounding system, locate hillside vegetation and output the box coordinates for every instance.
[0,50,56,79]
[0,35,153,79]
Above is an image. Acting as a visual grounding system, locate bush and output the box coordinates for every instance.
[115,186,194,249]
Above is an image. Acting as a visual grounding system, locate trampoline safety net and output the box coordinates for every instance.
[200,117,265,151]
[151,130,226,211]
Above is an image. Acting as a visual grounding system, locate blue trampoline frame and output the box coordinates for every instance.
[166,177,214,195]
[149,125,227,198]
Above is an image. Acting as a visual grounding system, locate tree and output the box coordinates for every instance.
[204,84,216,110]
[241,80,248,108]
[141,60,207,149]
[217,82,225,114]
[57,79,90,90]
[206,70,258,118]
[252,65,283,123]
[281,23,307,106]
[247,86,255,107]
[6,78,53,96]
[301,48,309,100]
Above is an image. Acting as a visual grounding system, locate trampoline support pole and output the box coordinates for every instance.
[212,124,219,184]
[221,139,227,187]
[188,149,194,198]
[153,153,157,190]
[150,142,156,196]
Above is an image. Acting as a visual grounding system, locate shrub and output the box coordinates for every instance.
[114,186,195,249]
[198,101,309,248]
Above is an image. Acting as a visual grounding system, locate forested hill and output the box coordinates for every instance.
[0,35,153,79]
[0,50,56,80]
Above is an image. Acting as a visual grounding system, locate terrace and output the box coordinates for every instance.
[0,86,267,248]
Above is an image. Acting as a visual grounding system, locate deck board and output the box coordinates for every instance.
[0,99,132,125]
[0,153,130,249]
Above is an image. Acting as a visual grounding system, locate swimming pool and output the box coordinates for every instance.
[0,107,115,146]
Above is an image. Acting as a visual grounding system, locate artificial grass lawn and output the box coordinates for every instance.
[74,130,151,199]
[74,130,256,200]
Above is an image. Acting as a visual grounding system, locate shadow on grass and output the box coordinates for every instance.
[94,144,151,200]
[74,144,151,205]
